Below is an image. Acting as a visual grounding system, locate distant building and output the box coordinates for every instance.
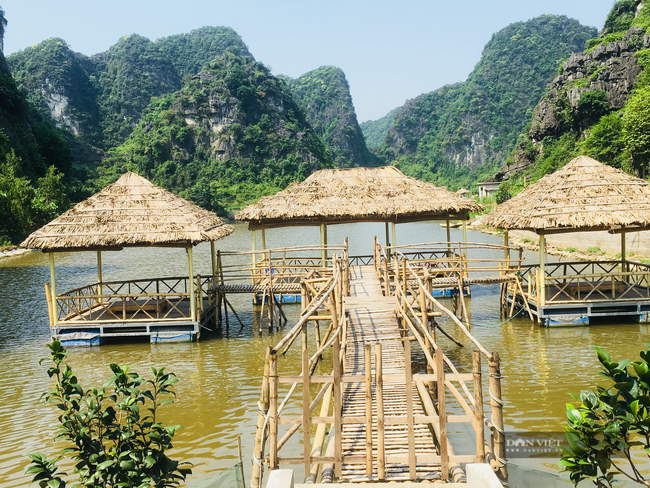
[478,179,500,199]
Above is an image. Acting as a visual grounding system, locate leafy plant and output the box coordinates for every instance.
[587,246,606,255]
[26,341,191,488]
[560,345,650,487]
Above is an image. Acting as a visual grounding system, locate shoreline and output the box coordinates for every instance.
[0,247,36,260]
[469,216,650,263]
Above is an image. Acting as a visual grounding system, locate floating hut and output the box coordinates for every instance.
[22,172,233,345]
[237,166,483,253]
[483,155,650,326]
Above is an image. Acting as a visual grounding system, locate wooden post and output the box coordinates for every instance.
[462,220,467,243]
[473,351,485,463]
[436,348,449,481]
[392,222,397,249]
[385,222,391,263]
[262,229,267,250]
[503,230,509,267]
[446,218,452,258]
[488,352,507,480]
[197,274,203,315]
[211,242,217,277]
[44,283,54,327]
[333,334,342,479]
[251,348,271,488]
[187,247,196,322]
[48,252,57,326]
[375,343,385,481]
[537,234,546,307]
[401,258,407,319]
[97,250,103,303]
[404,338,416,480]
[302,322,310,478]
[320,223,328,267]
[269,350,279,471]
[365,344,373,477]
[621,231,627,277]
[252,230,258,279]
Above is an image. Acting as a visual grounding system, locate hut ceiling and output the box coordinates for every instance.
[482,155,650,233]
[21,172,234,251]
[236,166,483,229]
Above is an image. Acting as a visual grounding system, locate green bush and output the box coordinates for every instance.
[26,341,191,488]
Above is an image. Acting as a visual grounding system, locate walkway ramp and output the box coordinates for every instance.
[340,266,440,482]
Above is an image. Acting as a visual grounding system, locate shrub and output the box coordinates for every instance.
[26,341,191,488]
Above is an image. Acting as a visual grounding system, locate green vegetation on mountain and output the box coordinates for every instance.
[494,0,650,202]
[360,106,401,148]
[284,66,379,167]
[97,34,181,147]
[155,26,253,78]
[378,15,596,191]
[0,48,72,245]
[100,52,332,211]
[8,26,253,152]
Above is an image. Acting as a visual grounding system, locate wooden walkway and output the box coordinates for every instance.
[340,266,440,482]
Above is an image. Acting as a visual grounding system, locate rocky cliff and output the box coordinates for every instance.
[284,66,379,167]
[376,15,597,190]
[493,0,650,189]
[102,52,332,209]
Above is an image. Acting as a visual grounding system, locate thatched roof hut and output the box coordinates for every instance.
[22,172,233,251]
[237,166,483,229]
[482,156,650,234]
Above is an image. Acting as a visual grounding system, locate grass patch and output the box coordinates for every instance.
[558,247,579,252]
[587,246,606,255]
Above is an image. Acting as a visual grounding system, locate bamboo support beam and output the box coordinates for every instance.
[97,251,103,303]
[473,351,486,463]
[375,343,385,480]
[251,348,271,488]
[539,234,546,307]
[436,348,449,481]
[488,352,507,481]
[364,343,373,478]
[269,350,279,471]
[49,252,58,326]
[187,247,196,322]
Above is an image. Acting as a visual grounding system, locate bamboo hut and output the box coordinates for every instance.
[237,166,483,254]
[483,155,650,325]
[22,172,233,345]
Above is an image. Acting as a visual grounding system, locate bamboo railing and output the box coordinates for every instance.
[386,250,508,480]
[48,275,211,326]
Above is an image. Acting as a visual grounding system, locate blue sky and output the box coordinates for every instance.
[1,0,615,122]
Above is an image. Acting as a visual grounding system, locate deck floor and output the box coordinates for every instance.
[340,266,440,482]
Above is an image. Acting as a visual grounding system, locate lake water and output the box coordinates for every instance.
[1,221,648,487]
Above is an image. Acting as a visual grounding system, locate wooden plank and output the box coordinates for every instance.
[437,348,449,481]
[375,343,386,481]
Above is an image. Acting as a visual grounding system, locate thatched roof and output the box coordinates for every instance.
[482,155,650,233]
[237,166,483,229]
[22,172,233,251]
[456,188,470,195]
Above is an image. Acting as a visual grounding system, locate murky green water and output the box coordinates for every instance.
[1,222,648,486]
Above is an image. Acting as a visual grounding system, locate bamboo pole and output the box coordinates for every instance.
[333,333,342,480]
[307,384,333,482]
[209,242,216,279]
[188,247,196,322]
[320,224,327,267]
[375,343,385,480]
[262,229,267,250]
[251,347,271,488]
[48,252,58,326]
[621,231,627,278]
[503,230,509,264]
[97,250,103,303]
[365,343,373,478]
[269,350,279,471]
[488,352,507,481]
[392,222,397,249]
[44,283,54,328]
[404,338,416,480]
[436,348,449,481]
[302,322,310,478]
[473,351,486,463]
[537,234,546,307]
[385,222,391,264]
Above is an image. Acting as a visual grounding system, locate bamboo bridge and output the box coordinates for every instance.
[249,240,518,487]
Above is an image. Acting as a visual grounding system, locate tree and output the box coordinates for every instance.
[623,86,650,177]
[26,341,192,488]
[560,345,650,487]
